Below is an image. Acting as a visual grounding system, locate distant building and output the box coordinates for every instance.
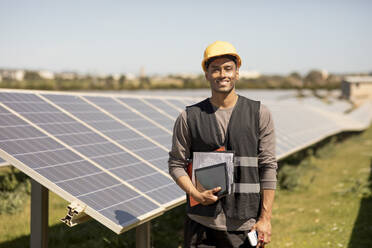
[342,76,372,104]
[38,70,55,80]
[150,76,183,87]
[320,69,329,80]
[15,70,25,81]
[112,73,122,81]
[57,72,78,80]
[125,73,136,81]
[174,73,198,79]
[239,70,261,79]
[139,66,146,78]
[0,70,26,81]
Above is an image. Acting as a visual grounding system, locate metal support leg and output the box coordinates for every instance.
[136,222,151,248]
[30,179,48,248]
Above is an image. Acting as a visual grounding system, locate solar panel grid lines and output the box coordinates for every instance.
[302,104,358,128]
[82,96,172,172]
[0,102,163,234]
[114,97,173,135]
[118,98,176,134]
[38,94,185,207]
[162,99,184,113]
[0,148,125,230]
[38,94,171,178]
[276,125,344,160]
[140,98,177,121]
[0,100,162,207]
[166,99,188,110]
[81,96,171,153]
[179,98,192,105]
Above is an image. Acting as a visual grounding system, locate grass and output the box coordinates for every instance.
[0,124,372,247]
[271,126,372,248]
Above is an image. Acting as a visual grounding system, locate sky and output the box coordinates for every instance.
[0,0,371,76]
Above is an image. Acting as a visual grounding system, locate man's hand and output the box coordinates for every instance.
[176,175,221,205]
[193,187,221,205]
[252,189,275,247]
[252,217,271,247]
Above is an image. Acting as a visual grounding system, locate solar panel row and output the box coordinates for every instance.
[0,91,186,234]
[0,89,371,235]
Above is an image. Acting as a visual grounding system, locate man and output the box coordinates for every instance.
[169,41,277,248]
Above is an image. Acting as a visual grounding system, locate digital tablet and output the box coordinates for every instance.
[194,162,228,197]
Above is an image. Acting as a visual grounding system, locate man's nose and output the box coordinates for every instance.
[220,69,227,78]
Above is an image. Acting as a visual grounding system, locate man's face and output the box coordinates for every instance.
[205,57,239,94]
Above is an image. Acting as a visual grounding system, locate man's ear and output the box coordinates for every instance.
[236,69,239,80]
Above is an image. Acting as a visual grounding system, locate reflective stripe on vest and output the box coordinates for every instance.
[233,183,260,193]
[233,156,260,193]
[234,156,258,167]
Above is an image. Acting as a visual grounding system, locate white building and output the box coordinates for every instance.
[57,72,77,80]
[0,69,25,81]
[341,76,372,104]
[14,70,25,81]
[38,70,55,80]
[239,70,261,79]
[125,73,136,81]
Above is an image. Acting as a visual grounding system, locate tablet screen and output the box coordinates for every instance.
[194,162,228,197]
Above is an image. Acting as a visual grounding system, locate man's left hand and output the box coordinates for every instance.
[252,218,271,247]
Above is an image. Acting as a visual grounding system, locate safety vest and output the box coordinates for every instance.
[186,95,261,220]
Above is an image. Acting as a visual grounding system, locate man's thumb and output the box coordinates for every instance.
[212,186,221,193]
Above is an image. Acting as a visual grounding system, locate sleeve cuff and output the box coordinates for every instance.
[260,181,277,190]
[169,167,188,182]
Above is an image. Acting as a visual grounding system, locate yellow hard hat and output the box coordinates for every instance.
[202,41,242,72]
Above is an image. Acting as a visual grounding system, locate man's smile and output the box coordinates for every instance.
[215,79,230,85]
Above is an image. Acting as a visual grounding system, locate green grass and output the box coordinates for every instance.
[271,126,372,248]
[0,124,372,247]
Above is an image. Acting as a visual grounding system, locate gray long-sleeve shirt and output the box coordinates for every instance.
[168,100,277,231]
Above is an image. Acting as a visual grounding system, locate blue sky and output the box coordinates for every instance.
[0,0,371,75]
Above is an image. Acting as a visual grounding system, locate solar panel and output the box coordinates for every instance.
[83,96,172,171]
[0,101,162,233]
[118,98,175,131]
[40,93,184,205]
[142,98,180,119]
[166,99,189,110]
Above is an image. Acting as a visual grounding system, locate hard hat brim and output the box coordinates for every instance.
[202,53,242,72]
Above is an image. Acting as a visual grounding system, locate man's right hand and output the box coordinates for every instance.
[193,187,221,205]
[176,175,221,205]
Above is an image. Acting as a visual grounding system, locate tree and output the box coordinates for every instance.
[118,75,126,89]
[287,72,303,88]
[105,76,114,89]
[24,71,41,80]
[304,70,325,88]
